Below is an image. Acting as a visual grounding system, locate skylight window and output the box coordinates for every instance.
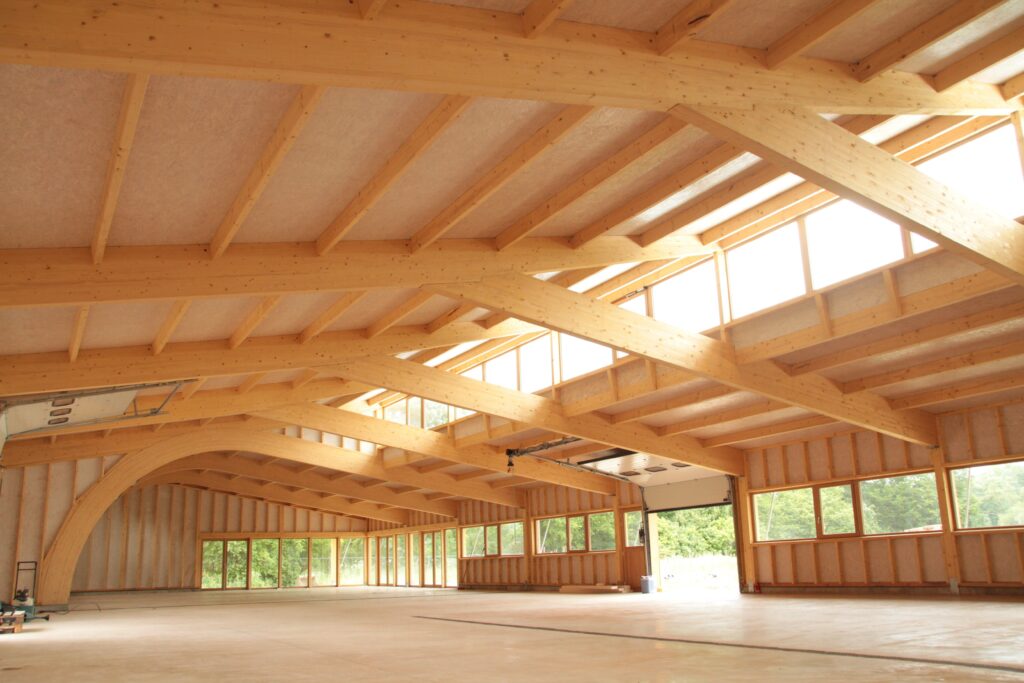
[558,333,613,382]
[652,259,720,332]
[519,335,553,394]
[484,351,518,390]
[804,201,904,289]
[918,123,1024,220]
[726,223,805,318]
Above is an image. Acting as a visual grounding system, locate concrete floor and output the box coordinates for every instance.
[1,588,1022,681]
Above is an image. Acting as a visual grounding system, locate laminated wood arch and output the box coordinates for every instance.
[36,428,364,605]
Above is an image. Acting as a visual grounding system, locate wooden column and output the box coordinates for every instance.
[735,475,758,592]
[930,447,962,593]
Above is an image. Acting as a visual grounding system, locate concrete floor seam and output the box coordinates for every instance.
[415,616,1024,676]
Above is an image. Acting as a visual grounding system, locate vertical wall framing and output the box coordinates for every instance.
[742,399,1024,593]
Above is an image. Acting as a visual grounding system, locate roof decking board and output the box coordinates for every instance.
[108,76,301,247]
[235,88,443,244]
[0,65,127,249]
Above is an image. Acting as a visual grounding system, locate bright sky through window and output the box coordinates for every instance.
[652,258,720,332]
[727,222,805,318]
[805,201,904,289]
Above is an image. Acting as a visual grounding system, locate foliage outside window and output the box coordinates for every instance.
[339,537,365,585]
[225,540,248,589]
[367,537,377,586]
[462,526,485,557]
[536,513,616,554]
[754,488,815,541]
[952,460,1024,529]
[462,522,524,557]
[201,541,223,589]
[569,516,586,551]
[396,534,408,587]
[624,511,644,547]
[655,506,736,557]
[409,532,421,586]
[445,529,459,587]
[384,400,406,425]
[251,539,279,588]
[500,522,524,555]
[433,531,444,586]
[281,538,309,587]
[588,512,616,551]
[424,400,450,429]
[860,473,940,535]
[819,484,856,536]
[485,525,499,555]
[310,538,336,587]
[423,533,434,585]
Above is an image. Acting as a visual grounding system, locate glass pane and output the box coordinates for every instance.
[410,533,421,586]
[378,536,389,585]
[251,539,279,588]
[461,365,483,381]
[454,405,475,420]
[918,124,1024,219]
[952,461,1024,529]
[500,522,524,555]
[652,260,720,332]
[423,533,434,585]
[537,517,567,554]
[588,512,616,551]
[727,223,805,318]
[445,529,459,587]
[819,484,856,535]
[384,400,406,425]
[559,334,613,382]
[860,473,941,535]
[225,540,248,589]
[434,532,444,585]
[485,352,518,390]
[618,293,647,315]
[519,335,553,394]
[396,535,407,586]
[462,526,484,557]
[310,538,337,587]
[408,397,423,428]
[754,488,816,541]
[281,538,309,588]
[339,537,365,585]
[485,525,499,556]
[805,201,903,289]
[624,511,644,547]
[367,537,377,586]
[424,400,449,429]
[201,541,224,589]
[909,231,938,254]
[568,516,586,551]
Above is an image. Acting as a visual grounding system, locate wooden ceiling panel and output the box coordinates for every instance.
[560,0,691,32]
[249,292,346,338]
[0,65,127,249]
[606,152,764,237]
[107,75,301,246]
[774,287,1024,367]
[878,354,1024,399]
[169,297,261,344]
[804,0,960,64]
[235,88,443,244]
[322,288,421,332]
[824,320,1024,384]
[694,0,834,49]
[532,126,723,237]
[342,98,563,240]
[395,295,464,326]
[970,53,1024,85]
[897,4,1024,74]
[195,375,250,391]
[80,301,175,350]
[918,386,1024,414]
[445,108,663,239]
[687,405,815,439]
[637,389,763,428]
[0,306,77,355]
[423,0,531,11]
[677,170,806,236]
[729,421,849,450]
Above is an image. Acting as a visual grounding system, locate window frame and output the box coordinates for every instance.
[947,459,1024,533]
[459,521,526,559]
[533,511,617,555]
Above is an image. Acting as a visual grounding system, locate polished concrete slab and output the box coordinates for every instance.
[1,588,1022,681]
